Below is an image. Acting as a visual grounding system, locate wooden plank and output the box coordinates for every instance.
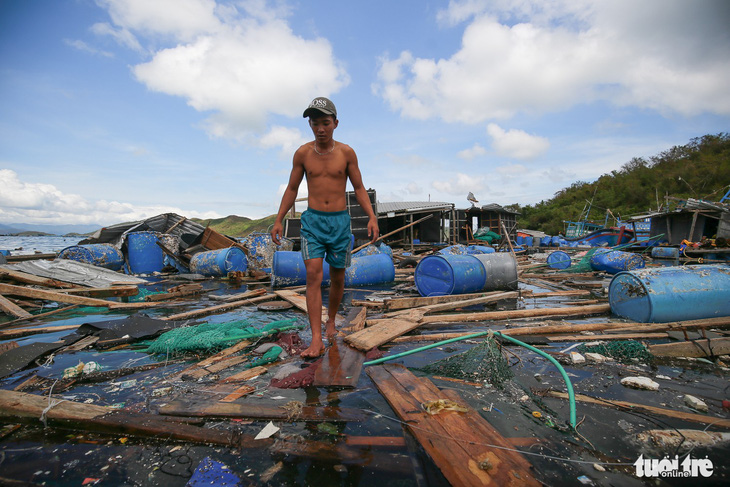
[0,283,160,310]
[0,341,19,355]
[163,291,273,321]
[60,285,139,298]
[0,267,76,288]
[367,364,539,486]
[548,333,668,342]
[313,337,366,387]
[417,304,611,324]
[384,291,520,317]
[648,337,730,358]
[144,283,203,302]
[0,304,81,329]
[221,365,268,383]
[158,400,367,422]
[610,316,730,333]
[383,291,509,311]
[0,294,33,319]
[344,319,421,351]
[547,391,730,428]
[340,307,367,333]
[220,385,256,402]
[169,340,252,380]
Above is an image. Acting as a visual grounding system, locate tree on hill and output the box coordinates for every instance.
[517,133,730,234]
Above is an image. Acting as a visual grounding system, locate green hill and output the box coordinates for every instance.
[192,214,281,238]
[513,133,730,234]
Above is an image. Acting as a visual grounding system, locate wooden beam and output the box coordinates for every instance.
[416,304,611,324]
[163,291,273,321]
[0,267,76,288]
[158,400,367,422]
[345,318,421,351]
[384,291,519,318]
[0,294,33,319]
[367,364,540,486]
[649,337,730,358]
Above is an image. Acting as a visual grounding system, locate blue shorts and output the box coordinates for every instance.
[300,208,352,269]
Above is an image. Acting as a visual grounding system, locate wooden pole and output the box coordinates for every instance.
[352,213,433,253]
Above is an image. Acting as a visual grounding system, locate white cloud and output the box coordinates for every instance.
[94,0,349,139]
[258,125,307,157]
[64,39,114,57]
[457,143,486,161]
[91,22,144,52]
[0,169,221,225]
[432,172,485,195]
[495,163,527,176]
[487,123,549,160]
[376,0,730,121]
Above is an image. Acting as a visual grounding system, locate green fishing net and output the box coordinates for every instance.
[128,288,165,302]
[419,337,513,387]
[577,339,653,363]
[146,318,302,355]
[559,247,599,273]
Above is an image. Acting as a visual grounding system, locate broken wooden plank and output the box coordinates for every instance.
[313,337,366,387]
[0,294,33,319]
[220,385,256,402]
[417,304,611,324]
[221,365,268,383]
[548,333,669,342]
[144,283,202,302]
[648,337,730,358]
[385,291,520,318]
[547,391,730,428]
[0,283,160,310]
[163,291,273,321]
[0,267,76,288]
[345,319,421,351]
[367,364,540,486]
[0,304,81,329]
[59,285,139,298]
[158,400,367,422]
[340,306,367,333]
[383,290,508,311]
[274,289,328,321]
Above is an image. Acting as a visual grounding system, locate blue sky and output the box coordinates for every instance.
[1,0,729,226]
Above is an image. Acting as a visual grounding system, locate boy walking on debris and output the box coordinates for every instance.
[271,97,379,358]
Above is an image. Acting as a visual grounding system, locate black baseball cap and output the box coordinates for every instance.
[303,97,337,118]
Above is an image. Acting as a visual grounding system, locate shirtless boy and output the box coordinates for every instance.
[271,97,379,358]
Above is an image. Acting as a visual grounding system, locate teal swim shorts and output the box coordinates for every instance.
[300,208,352,269]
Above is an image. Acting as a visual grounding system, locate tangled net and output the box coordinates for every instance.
[419,337,513,387]
[577,339,653,363]
[146,318,301,355]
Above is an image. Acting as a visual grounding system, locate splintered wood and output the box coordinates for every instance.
[367,364,539,486]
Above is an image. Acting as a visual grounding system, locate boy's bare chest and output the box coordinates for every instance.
[304,158,347,179]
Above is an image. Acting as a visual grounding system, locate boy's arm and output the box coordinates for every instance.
[271,152,305,245]
[346,148,380,243]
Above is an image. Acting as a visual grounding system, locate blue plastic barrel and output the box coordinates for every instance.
[650,247,679,259]
[190,247,248,277]
[550,236,561,247]
[609,264,730,323]
[540,236,552,247]
[415,254,487,296]
[246,232,273,271]
[546,250,572,270]
[58,244,124,271]
[524,236,534,247]
[271,251,330,287]
[590,250,645,274]
[472,253,518,290]
[126,231,163,274]
[465,245,495,255]
[515,236,524,245]
[345,253,395,286]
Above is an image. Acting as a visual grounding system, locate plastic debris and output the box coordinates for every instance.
[684,394,708,412]
[255,421,280,440]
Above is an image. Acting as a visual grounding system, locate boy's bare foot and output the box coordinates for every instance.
[300,341,326,358]
[324,319,337,340]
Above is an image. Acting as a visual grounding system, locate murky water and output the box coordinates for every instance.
[0,235,84,256]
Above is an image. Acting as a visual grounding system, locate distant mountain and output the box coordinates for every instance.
[192,214,280,237]
[0,222,101,236]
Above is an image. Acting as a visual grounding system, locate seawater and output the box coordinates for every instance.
[0,235,84,256]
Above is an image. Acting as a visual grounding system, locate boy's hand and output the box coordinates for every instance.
[271,222,283,246]
[368,217,379,244]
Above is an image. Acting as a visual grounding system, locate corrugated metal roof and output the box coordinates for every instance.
[377,201,454,215]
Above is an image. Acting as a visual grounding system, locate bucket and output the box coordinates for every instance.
[58,244,124,271]
[472,253,518,291]
[546,250,572,270]
[609,264,730,323]
[190,247,248,277]
[271,251,330,287]
[650,247,679,260]
[415,254,487,296]
[126,231,163,274]
[345,253,395,287]
[590,250,645,274]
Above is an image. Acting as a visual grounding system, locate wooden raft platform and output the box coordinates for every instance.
[367,364,540,486]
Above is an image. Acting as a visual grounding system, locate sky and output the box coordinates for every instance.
[1,0,729,227]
